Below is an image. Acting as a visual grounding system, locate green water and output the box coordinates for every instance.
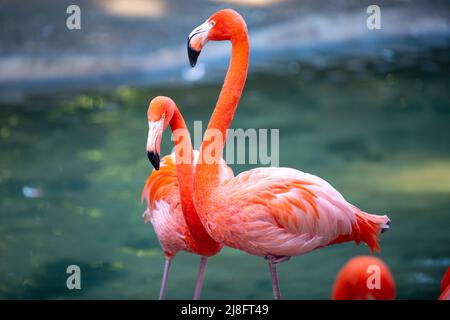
[0,48,449,299]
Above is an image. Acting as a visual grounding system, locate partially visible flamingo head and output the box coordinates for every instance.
[332,256,396,300]
[146,96,175,170]
[187,9,247,67]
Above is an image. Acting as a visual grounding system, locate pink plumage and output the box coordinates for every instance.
[196,167,390,258]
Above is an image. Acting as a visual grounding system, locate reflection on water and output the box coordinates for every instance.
[0,47,449,299]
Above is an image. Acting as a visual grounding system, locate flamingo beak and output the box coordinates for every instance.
[147,151,160,171]
[146,117,165,170]
[187,44,201,68]
[187,20,212,67]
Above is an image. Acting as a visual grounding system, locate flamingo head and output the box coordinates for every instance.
[187,9,247,67]
[332,256,396,300]
[146,96,175,170]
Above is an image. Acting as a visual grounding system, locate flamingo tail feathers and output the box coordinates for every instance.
[353,210,391,253]
[329,209,390,254]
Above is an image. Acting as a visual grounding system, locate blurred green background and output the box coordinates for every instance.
[0,0,449,299]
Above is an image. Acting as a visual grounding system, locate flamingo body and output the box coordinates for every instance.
[186,9,391,299]
[196,167,389,257]
[142,96,233,299]
[142,154,189,257]
[142,151,233,257]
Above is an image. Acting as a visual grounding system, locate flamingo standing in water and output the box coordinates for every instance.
[141,96,233,299]
[332,256,396,300]
[184,9,391,299]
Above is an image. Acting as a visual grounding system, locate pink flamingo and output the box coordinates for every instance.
[142,96,232,299]
[186,9,391,299]
[332,256,396,300]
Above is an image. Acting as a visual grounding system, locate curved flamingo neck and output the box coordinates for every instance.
[169,107,194,210]
[196,28,249,190]
[206,35,249,138]
[169,107,220,254]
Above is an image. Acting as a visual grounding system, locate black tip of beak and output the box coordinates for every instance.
[187,39,200,67]
[147,151,160,171]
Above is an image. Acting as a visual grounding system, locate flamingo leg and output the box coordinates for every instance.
[268,259,281,300]
[193,256,208,300]
[159,258,172,300]
[266,255,290,300]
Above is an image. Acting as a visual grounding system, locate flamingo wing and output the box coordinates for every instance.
[142,153,179,210]
[213,167,388,256]
[142,153,188,257]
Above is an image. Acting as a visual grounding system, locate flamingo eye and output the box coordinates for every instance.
[210,20,216,26]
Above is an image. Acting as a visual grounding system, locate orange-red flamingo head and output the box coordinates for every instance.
[187,9,247,67]
[332,256,396,300]
[146,96,175,170]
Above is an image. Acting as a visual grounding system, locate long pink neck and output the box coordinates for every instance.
[169,107,220,254]
[195,30,249,194]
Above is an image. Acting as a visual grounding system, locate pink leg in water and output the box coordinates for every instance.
[193,257,208,300]
[268,260,281,300]
[266,255,290,300]
[159,258,172,300]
